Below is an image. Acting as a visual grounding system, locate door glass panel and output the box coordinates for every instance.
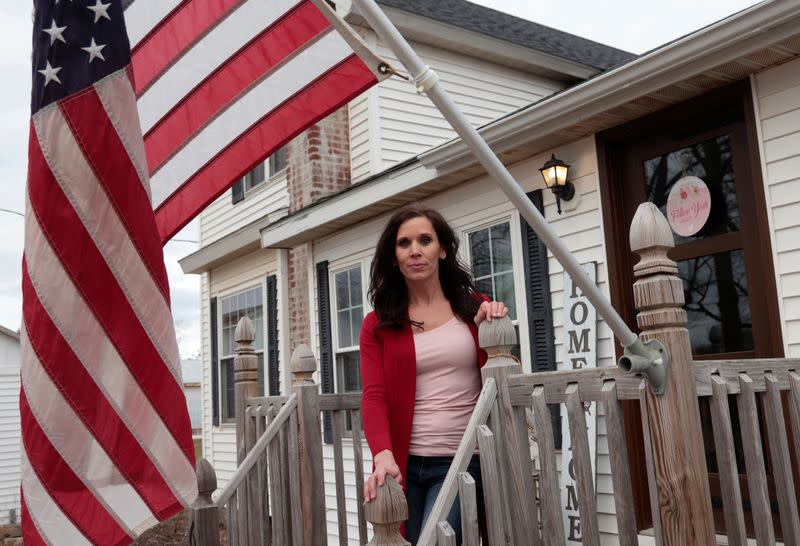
[678,249,753,355]
[643,134,739,245]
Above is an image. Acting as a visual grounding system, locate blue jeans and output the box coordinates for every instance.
[404,454,482,545]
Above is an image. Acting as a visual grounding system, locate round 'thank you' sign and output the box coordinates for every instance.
[666,176,711,237]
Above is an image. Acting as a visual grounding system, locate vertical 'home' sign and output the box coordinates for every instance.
[560,262,597,542]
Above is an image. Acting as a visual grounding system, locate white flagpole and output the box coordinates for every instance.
[350,0,665,368]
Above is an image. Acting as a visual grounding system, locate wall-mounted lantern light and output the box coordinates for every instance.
[539,154,575,214]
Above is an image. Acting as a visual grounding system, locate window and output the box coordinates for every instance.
[218,286,264,423]
[241,147,288,192]
[468,221,521,358]
[333,266,363,394]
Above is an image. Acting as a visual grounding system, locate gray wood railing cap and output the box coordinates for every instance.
[478,315,517,356]
[629,202,677,276]
[291,344,317,374]
[196,458,217,496]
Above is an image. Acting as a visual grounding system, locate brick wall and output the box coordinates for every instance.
[285,105,351,351]
[287,245,310,351]
[286,106,351,213]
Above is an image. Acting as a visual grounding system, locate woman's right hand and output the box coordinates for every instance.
[364,449,402,503]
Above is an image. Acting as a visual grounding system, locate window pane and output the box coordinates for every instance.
[220,286,263,357]
[351,269,363,306]
[335,271,349,309]
[351,305,364,347]
[643,135,739,245]
[494,271,517,320]
[245,162,266,191]
[490,223,513,273]
[475,277,494,301]
[338,310,352,348]
[221,358,235,422]
[269,147,287,174]
[469,229,491,278]
[679,249,752,355]
[336,352,362,392]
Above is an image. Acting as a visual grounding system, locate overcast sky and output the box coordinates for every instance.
[0,0,761,357]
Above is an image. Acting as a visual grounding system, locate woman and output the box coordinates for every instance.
[360,203,507,544]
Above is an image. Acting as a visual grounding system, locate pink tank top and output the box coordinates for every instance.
[409,316,481,456]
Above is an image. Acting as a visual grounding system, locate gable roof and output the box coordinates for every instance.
[376,0,637,71]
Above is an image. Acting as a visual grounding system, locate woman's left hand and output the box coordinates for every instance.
[474,300,508,326]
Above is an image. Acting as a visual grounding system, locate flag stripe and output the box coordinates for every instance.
[58,92,170,301]
[124,0,185,49]
[95,70,151,198]
[23,193,196,502]
[137,0,301,133]
[144,0,328,173]
[154,53,375,240]
[20,492,48,546]
[131,0,243,96]
[21,394,131,545]
[19,325,157,535]
[34,103,181,384]
[22,274,180,521]
[26,135,194,462]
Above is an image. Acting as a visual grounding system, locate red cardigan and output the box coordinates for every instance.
[359,311,488,484]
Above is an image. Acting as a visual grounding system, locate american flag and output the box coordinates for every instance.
[23,0,384,544]
[125,0,387,241]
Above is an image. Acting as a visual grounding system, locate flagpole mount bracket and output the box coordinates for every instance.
[412,65,439,94]
[618,339,669,395]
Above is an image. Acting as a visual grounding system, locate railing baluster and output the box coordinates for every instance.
[256,403,271,546]
[737,373,775,545]
[764,372,800,542]
[601,381,637,546]
[280,413,293,544]
[350,409,368,544]
[790,371,800,460]
[436,521,456,546]
[565,383,599,546]
[457,472,479,546]
[267,405,285,546]
[331,409,348,545]
[227,490,238,546]
[476,425,505,546]
[531,385,565,546]
[287,406,304,546]
[244,405,260,545]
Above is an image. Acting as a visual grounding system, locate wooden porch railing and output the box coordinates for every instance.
[190,202,800,545]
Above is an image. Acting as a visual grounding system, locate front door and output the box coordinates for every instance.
[598,81,785,535]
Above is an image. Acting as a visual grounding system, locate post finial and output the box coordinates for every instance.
[196,458,218,499]
[478,315,517,360]
[291,344,317,386]
[365,476,410,545]
[234,316,256,351]
[629,202,677,277]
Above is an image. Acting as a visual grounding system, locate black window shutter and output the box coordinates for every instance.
[520,190,560,447]
[266,275,280,396]
[210,297,220,427]
[316,261,334,444]
[231,180,244,204]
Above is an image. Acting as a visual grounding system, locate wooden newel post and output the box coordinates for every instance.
[629,202,715,545]
[291,344,328,545]
[190,458,220,546]
[479,316,538,546]
[365,476,410,545]
[234,317,260,465]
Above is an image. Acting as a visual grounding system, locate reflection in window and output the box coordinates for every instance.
[469,222,517,320]
[242,147,288,192]
[219,286,264,422]
[333,266,363,393]
[643,135,739,245]
[679,250,752,355]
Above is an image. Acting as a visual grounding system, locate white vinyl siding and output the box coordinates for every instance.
[346,31,563,182]
[0,330,20,525]
[199,173,289,246]
[754,56,800,357]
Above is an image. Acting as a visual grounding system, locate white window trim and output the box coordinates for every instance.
[215,281,267,427]
[460,214,531,372]
[329,260,369,394]
[243,150,288,197]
